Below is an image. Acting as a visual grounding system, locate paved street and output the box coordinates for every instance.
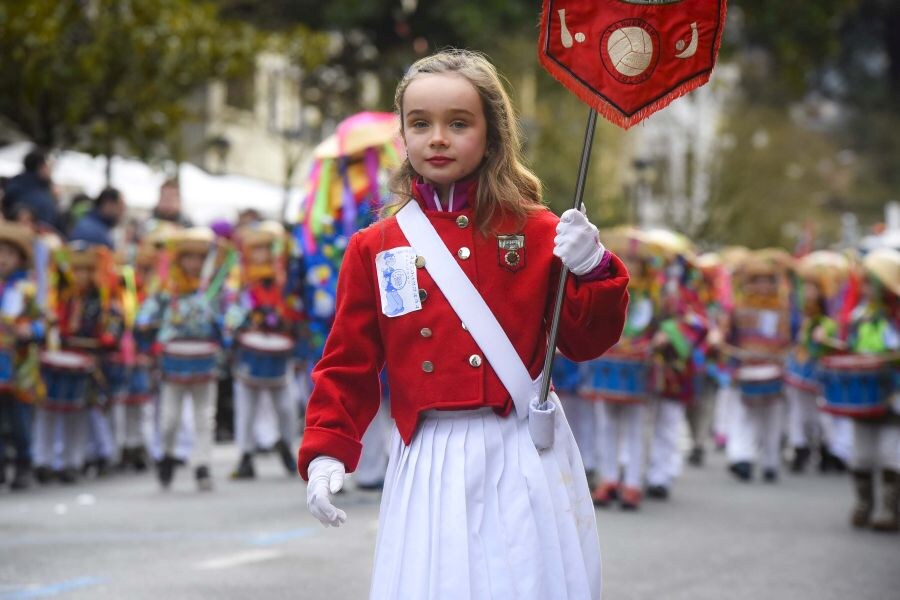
[1,443,897,600]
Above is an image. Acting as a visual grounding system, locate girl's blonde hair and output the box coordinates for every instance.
[386,49,543,233]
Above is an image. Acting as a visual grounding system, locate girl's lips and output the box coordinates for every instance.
[426,157,453,166]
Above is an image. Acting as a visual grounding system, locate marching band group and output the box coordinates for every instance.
[0,209,897,533]
[554,228,899,532]
[0,218,306,492]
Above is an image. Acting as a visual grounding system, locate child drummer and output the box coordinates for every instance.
[0,223,45,490]
[35,242,121,483]
[226,221,299,479]
[825,249,899,531]
[138,227,225,491]
[115,242,161,471]
[726,249,793,483]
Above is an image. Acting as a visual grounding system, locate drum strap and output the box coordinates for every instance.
[396,201,534,420]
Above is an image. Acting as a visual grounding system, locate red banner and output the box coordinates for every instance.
[539,0,727,129]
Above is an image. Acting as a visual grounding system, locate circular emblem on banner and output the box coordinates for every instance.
[601,19,660,84]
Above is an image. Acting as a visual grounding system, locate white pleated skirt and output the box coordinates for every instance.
[370,398,602,600]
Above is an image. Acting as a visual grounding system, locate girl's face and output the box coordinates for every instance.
[402,73,488,195]
[248,244,272,266]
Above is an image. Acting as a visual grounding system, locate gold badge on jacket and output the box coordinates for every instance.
[497,234,525,273]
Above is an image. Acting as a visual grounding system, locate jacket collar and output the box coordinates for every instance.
[412,177,477,212]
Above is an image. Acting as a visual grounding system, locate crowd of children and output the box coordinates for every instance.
[0,215,311,492]
[553,228,898,533]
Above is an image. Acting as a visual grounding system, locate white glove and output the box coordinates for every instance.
[306,456,347,527]
[554,208,605,276]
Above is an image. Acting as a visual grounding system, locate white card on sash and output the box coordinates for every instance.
[375,247,422,318]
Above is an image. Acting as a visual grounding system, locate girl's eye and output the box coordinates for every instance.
[410,120,428,129]
[450,121,468,129]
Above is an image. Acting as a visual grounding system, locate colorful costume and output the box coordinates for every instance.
[227,221,299,479]
[0,223,44,490]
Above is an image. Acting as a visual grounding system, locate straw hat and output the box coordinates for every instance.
[696,252,721,272]
[143,222,180,248]
[862,247,900,297]
[66,241,99,268]
[796,250,850,297]
[641,228,696,261]
[170,227,214,256]
[0,222,34,266]
[736,248,794,277]
[237,221,285,250]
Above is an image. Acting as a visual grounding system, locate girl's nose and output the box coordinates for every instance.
[429,126,449,147]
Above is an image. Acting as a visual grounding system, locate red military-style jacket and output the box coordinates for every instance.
[299,193,629,479]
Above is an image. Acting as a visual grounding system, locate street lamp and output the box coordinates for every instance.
[632,157,657,227]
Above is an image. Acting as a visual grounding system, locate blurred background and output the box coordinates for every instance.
[1,0,897,246]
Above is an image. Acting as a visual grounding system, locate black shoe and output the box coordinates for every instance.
[195,465,213,491]
[729,461,753,482]
[688,447,705,467]
[157,455,176,489]
[646,485,670,500]
[94,457,111,478]
[0,459,6,486]
[274,439,297,475]
[10,460,33,491]
[58,467,78,484]
[34,465,52,484]
[791,446,810,474]
[131,447,149,472]
[763,468,779,483]
[231,453,256,480]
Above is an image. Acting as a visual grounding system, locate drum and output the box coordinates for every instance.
[735,363,784,403]
[102,353,130,398]
[160,340,220,383]
[236,331,294,387]
[582,349,649,403]
[818,354,891,418]
[0,346,15,389]
[123,357,155,405]
[785,356,821,394]
[40,350,95,408]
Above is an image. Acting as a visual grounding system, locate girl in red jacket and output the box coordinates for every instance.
[301,49,629,599]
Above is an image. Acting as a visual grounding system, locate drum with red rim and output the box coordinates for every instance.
[236,331,294,387]
[582,347,650,403]
[40,350,95,409]
[819,354,891,418]
[735,363,784,404]
[160,340,219,383]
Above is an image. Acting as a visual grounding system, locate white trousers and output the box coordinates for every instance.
[355,396,392,487]
[785,386,823,449]
[114,402,149,449]
[713,384,737,439]
[595,401,645,488]
[371,402,601,600]
[160,381,216,466]
[559,392,597,472]
[823,415,854,462]
[85,406,116,461]
[647,399,685,488]
[851,421,900,472]
[32,408,87,470]
[233,380,295,454]
[727,396,784,470]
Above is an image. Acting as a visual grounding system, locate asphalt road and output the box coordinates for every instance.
[1,443,897,600]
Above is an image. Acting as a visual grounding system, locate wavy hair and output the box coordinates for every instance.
[385,49,543,233]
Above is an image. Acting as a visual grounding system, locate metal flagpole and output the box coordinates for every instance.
[538,106,598,407]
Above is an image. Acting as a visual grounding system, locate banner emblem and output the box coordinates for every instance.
[539,0,728,128]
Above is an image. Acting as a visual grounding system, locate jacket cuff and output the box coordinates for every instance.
[576,250,613,282]
[298,426,363,481]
